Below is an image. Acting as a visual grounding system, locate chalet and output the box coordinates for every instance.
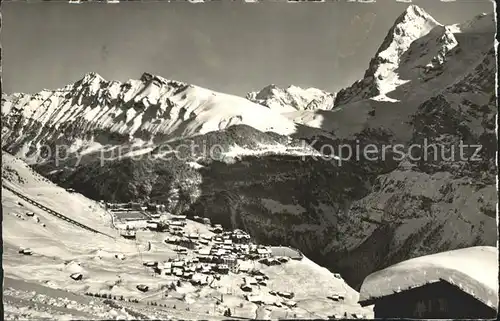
[358,246,498,319]
[143,261,157,268]
[178,238,196,249]
[165,236,179,244]
[328,295,344,302]
[191,273,209,285]
[170,215,187,221]
[185,266,196,273]
[169,220,186,227]
[70,273,83,281]
[146,223,159,230]
[19,248,33,255]
[175,247,188,254]
[216,264,229,274]
[197,248,211,256]
[282,300,297,308]
[200,265,212,274]
[172,261,185,269]
[25,212,35,217]
[197,255,210,263]
[277,257,289,264]
[169,225,183,233]
[238,266,250,273]
[146,203,159,212]
[233,234,251,244]
[66,188,76,193]
[212,256,224,264]
[188,233,199,240]
[157,262,172,270]
[256,248,271,258]
[199,239,209,245]
[241,283,252,292]
[136,284,149,292]
[212,226,223,234]
[202,217,211,225]
[214,249,227,257]
[222,256,237,268]
[254,275,265,282]
[245,277,258,285]
[246,294,266,305]
[278,291,294,299]
[120,229,136,240]
[260,257,281,266]
[159,269,172,276]
[115,254,126,260]
[173,268,183,277]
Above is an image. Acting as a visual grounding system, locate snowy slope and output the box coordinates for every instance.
[2,72,297,161]
[247,84,336,112]
[2,151,372,319]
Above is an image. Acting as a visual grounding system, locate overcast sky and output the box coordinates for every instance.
[1,0,494,96]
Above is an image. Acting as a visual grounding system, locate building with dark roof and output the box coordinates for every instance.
[358,246,498,319]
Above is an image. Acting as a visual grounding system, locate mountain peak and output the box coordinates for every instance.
[140,72,155,82]
[80,72,105,84]
[247,84,335,111]
[399,5,432,21]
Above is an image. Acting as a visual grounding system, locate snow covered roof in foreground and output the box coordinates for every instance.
[359,246,498,309]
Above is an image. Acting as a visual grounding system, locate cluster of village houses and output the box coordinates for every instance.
[107,202,304,305]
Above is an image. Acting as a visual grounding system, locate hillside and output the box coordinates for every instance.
[2,151,371,319]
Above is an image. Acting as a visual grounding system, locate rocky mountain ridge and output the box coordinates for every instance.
[1,72,298,162]
[246,84,336,112]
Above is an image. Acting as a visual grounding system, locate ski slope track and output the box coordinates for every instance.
[2,183,114,238]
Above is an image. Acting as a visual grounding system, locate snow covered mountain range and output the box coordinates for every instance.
[246,84,336,112]
[2,5,497,290]
[2,72,302,161]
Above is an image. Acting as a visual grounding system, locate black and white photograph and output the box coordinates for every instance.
[1,0,498,319]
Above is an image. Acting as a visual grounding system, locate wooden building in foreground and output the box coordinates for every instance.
[358,246,498,319]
